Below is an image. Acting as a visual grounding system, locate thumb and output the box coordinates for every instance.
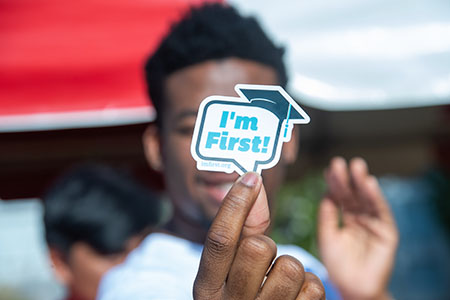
[241,179,270,238]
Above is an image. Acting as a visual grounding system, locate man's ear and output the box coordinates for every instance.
[142,124,164,172]
[49,247,72,285]
[281,126,299,165]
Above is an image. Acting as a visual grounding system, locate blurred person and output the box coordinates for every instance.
[98,3,398,300]
[43,164,162,300]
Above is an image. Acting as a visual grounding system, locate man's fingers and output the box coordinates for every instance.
[257,255,305,300]
[364,175,396,225]
[350,158,394,223]
[296,273,326,300]
[349,157,369,195]
[325,157,356,211]
[317,197,339,249]
[194,172,263,299]
[224,235,276,299]
[327,156,379,216]
[349,157,378,216]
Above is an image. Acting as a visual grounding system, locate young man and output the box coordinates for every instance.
[98,3,398,300]
[43,164,162,300]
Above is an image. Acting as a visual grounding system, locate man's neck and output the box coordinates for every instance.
[65,291,88,300]
[164,212,209,244]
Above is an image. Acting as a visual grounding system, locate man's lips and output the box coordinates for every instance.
[204,182,234,204]
[197,173,239,204]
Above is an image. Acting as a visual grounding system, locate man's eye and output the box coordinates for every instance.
[175,125,194,136]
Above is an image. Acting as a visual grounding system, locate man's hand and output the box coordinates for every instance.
[194,172,326,300]
[318,157,398,300]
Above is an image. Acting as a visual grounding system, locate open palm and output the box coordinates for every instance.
[318,157,398,300]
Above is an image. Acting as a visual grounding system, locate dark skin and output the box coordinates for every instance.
[144,59,293,243]
[194,172,325,299]
[143,58,398,299]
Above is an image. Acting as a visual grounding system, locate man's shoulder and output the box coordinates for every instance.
[97,232,201,300]
[97,234,340,300]
[129,232,202,264]
[118,234,327,278]
[108,236,328,279]
[103,231,203,280]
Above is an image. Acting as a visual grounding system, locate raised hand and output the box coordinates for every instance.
[318,157,398,300]
[194,172,326,300]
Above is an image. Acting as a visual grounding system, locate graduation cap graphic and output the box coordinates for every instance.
[191,84,310,175]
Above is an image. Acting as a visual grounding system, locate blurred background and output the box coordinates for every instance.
[1,0,449,299]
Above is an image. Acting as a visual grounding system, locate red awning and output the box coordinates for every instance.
[0,0,213,132]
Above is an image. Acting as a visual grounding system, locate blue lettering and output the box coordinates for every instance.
[219,132,228,150]
[234,116,258,131]
[262,136,270,153]
[238,138,251,152]
[204,131,270,154]
[219,111,229,128]
[251,136,262,153]
[228,137,240,151]
[205,132,220,148]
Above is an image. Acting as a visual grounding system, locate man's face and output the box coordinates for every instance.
[147,58,297,227]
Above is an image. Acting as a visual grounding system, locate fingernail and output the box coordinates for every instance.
[240,172,260,187]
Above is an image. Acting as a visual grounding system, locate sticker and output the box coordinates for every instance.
[190,84,310,175]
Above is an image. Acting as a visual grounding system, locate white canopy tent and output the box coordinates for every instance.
[230,0,450,110]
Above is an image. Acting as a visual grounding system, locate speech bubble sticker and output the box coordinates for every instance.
[190,84,310,175]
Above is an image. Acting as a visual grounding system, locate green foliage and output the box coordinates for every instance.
[0,286,27,300]
[270,171,326,258]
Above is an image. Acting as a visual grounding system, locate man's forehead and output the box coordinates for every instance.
[165,64,237,99]
[162,58,279,123]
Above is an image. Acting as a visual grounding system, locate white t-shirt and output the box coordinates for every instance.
[97,232,340,300]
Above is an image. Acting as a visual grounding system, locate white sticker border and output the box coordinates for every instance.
[190,84,310,175]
